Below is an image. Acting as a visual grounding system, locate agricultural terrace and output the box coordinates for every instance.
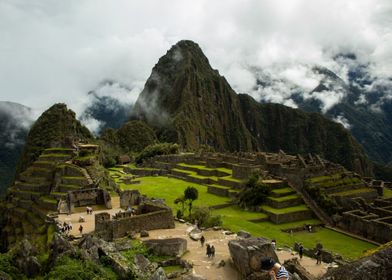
[108,163,376,260]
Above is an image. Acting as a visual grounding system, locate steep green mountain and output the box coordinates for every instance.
[17,103,93,175]
[133,40,372,175]
[0,102,33,194]
[133,40,255,151]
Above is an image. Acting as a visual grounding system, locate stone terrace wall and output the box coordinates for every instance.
[69,188,111,211]
[95,203,175,241]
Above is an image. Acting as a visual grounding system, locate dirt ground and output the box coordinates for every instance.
[57,200,328,279]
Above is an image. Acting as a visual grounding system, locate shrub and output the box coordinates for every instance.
[135,143,179,164]
[192,206,222,228]
[0,253,26,280]
[238,175,271,208]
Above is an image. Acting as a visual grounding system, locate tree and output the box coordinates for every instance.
[184,186,198,217]
[174,195,186,217]
[238,175,271,209]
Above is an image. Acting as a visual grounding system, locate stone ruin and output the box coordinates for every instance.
[228,237,279,280]
[338,197,392,244]
[95,201,175,241]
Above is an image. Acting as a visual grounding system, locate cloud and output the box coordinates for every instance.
[333,114,352,130]
[0,0,391,117]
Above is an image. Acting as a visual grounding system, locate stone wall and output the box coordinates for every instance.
[265,209,313,224]
[68,188,111,212]
[207,185,230,197]
[95,202,175,241]
[119,190,141,208]
[232,164,261,180]
[340,209,392,243]
[123,167,168,177]
[143,238,187,257]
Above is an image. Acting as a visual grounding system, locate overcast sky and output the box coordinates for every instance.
[1,0,391,118]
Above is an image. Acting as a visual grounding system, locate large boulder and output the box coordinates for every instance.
[283,258,315,280]
[228,237,279,280]
[13,239,41,277]
[144,238,187,257]
[321,242,392,280]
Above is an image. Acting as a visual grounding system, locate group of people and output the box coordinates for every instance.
[59,221,73,234]
[200,235,216,258]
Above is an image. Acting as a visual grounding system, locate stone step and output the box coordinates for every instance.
[38,196,58,211]
[12,207,28,219]
[12,189,41,201]
[323,183,367,194]
[39,153,72,162]
[261,179,288,189]
[15,181,51,193]
[19,174,49,184]
[17,199,33,211]
[331,188,378,201]
[266,195,303,209]
[270,187,296,197]
[43,148,75,155]
[51,191,68,200]
[58,184,82,192]
[61,176,89,186]
[33,160,56,169]
[260,205,313,224]
[25,166,53,178]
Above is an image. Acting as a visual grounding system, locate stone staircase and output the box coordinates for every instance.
[259,180,314,224]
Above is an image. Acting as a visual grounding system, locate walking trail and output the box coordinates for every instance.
[57,199,328,279]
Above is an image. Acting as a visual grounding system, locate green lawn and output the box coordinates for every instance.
[177,163,232,174]
[261,204,309,214]
[212,206,375,260]
[271,187,295,194]
[383,188,392,198]
[268,194,300,202]
[117,176,230,209]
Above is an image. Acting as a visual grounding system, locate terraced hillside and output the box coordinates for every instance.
[4,147,95,246]
[108,161,376,259]
[305,172,378,212]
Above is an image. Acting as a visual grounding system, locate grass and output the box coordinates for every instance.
[383,188,392,198]
[116,176,230,209]
[162,265,183,274]
[271,187,295,194]
[212,206,375,260]
[331,188,374,196]
[177,163,232,174]
[267,194,300,202]
[261,205,309,214]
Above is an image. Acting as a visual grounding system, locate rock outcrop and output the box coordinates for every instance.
[228,237,278,279]
[321,242,392,280]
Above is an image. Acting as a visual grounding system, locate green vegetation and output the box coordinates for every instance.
[260,205,309,214]
[122,240,171,263]
[184,186,198,217]
[238,175,271,209]
[212,206,375,260]
[0,253,27,280]
[44,256,118,280]
[162,265,182,274]
[117,120,157,153]
[192,206,222,227]
[115,175,229,210]
[135,143,179,164]
[383,188,392,198]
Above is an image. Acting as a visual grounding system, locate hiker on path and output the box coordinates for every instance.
[79,225,83,235]
[261,257,289,280]
[271,239,276,250]
[200,235,205,247]
[299,243,304,260]
[211,245,215,258]
[206,244,211,258]
[316,249,322,264]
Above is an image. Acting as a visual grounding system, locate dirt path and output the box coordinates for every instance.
[143,224,328,280]
[57,202,328,279]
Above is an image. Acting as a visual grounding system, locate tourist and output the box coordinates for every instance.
[206,244,211,258]
[86,206,89,215]
[316,249,322,264]
[308,225,312,232]
[79,224,83,235]
[200,235,205,247]
[260,257,289,280]
[210,245,215,258]
[271,239,276,250]
[299,243,304,260]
